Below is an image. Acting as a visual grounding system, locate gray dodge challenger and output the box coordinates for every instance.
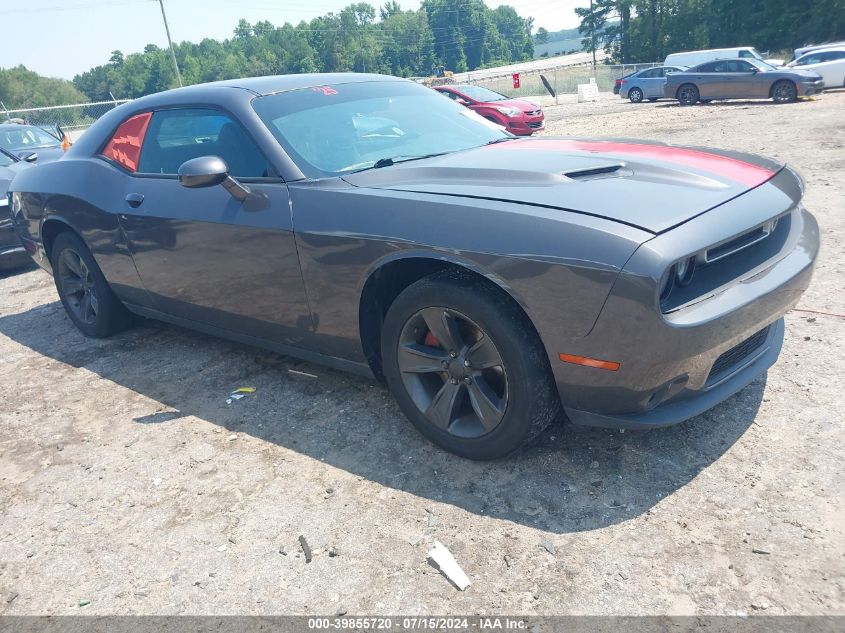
[7,73,819,459]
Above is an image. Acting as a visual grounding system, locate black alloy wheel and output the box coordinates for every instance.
[57,247,98,325]
[678,84,700,105]
[51,231,133,338]
[381,272,561,460]
[396,307,508,439]
[772,80,797,103]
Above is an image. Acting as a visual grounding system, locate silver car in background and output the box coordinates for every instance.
[665,58,825,105]
[619,66,687,103]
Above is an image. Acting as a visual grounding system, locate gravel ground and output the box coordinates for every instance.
[0,91,843,616]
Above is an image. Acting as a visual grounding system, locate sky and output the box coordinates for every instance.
[0,0,586,81]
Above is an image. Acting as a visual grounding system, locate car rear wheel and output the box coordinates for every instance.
[51,231,133,338]
[677,84,700,105]
[381,272,560,460]
[771,80,797,103]
[628,87,644,103]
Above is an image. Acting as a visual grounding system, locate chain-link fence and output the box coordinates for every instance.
[459,62,659,98]
[0,99,132,141]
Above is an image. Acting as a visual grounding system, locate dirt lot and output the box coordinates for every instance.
[1,91,843,616]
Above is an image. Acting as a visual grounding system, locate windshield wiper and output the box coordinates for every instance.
[360,152,451,171]
[485,137,518,145]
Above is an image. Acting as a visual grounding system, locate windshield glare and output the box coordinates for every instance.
[0,126,60,152]
[253,81,507,178]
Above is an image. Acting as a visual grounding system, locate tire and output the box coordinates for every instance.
[771,80,797,103]
[381,272,561,460]
[628,87,644,103]
[677,83,700,105]
[50,231,133,338]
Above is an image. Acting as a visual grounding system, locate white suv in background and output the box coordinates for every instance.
[787,47,845,89]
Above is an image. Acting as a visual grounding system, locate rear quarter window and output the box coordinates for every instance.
[100,112,152,172]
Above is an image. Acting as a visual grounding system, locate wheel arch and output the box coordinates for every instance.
[40,216,81,262]
[357,252,536,380]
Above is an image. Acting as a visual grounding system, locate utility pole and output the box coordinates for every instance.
[589,0,597,77]
[157,0,183,87]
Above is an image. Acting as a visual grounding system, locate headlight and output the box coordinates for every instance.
[495,106,521,117]
[660,255,696,302]
[675,256,696,287]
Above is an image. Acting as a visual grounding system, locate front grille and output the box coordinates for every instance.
[708,326,770,382]
[526,110,542,116]
[527,121,543,128]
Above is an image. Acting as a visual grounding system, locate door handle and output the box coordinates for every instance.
[125,193,144,208]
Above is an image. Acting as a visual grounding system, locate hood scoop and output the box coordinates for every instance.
[563,162,629,180]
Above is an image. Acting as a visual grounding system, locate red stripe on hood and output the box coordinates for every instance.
[496,139,775,188]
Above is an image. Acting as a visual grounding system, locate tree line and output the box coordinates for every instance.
[577,0,845,64]
[71,0,533,102]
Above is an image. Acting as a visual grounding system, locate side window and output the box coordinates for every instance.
[137,108,272,179]
[101,112,152,172]
[799,53,821,65]
[697,62,717,72]
[738,50,753,58]
[732,60,753,72]
[640,69,659,78]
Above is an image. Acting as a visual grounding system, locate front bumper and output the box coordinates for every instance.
[507,115,545,135]
[565,319,784,428]
[547,168,818,429]
[798,80,825,96]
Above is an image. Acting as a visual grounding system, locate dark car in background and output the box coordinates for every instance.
[433,84,544,135]
[8,74,818,459]
[0,124,66,163]
[665,58,825,104]
[619,66,687,102]
[1,148,33,269]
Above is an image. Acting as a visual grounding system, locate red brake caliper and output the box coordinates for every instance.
[424,331,440,347]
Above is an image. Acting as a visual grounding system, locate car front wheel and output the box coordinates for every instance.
[772,80,797,103]
[381,272,560,460]
[51,231,133,338]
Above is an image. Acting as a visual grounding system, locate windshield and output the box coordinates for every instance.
[749,48,765,60]
[748,58,776,71]
[0,125,60,152]
[253,80,507,178]
[452,85,508,102]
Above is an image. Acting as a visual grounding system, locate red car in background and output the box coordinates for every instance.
[433,84,544,135]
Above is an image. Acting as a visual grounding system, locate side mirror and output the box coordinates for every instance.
[178,155,229,188]
[21,152,38,163]
[456,98,470,106]
[178,155,252,203]
[750,67,759,73]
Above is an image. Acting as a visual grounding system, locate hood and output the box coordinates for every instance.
[780,68,823,79]
[488,98,540,112]
[14,146,65,164]
[342,138,783,234]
